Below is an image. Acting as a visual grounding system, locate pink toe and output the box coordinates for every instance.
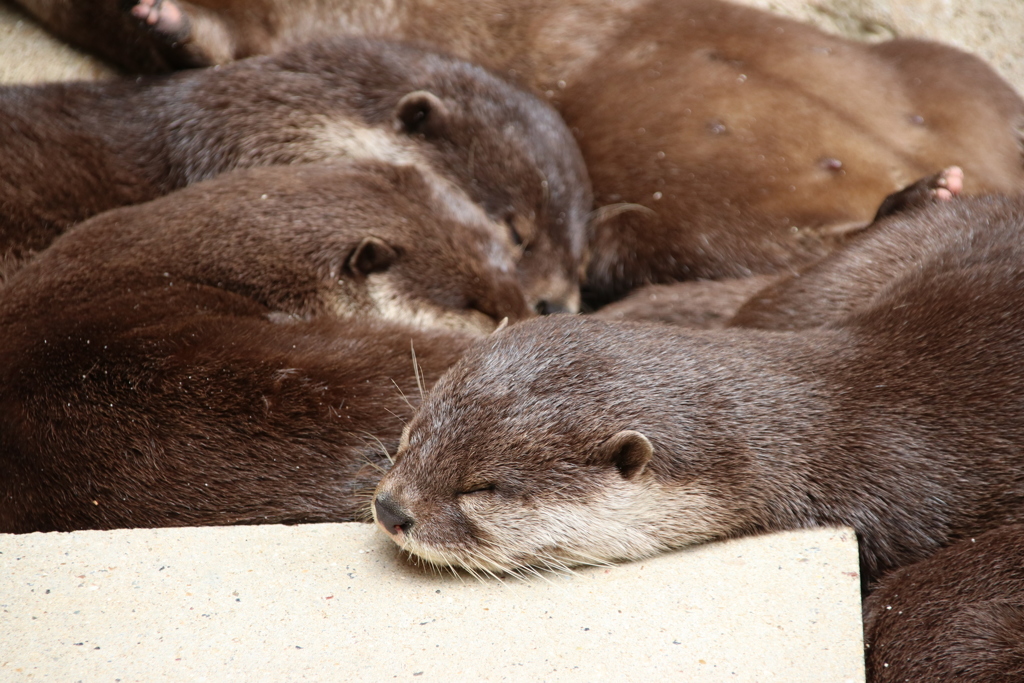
[162,2,182,24]
[945,167,964,195]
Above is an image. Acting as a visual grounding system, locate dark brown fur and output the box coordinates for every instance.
[0,35,591,312]
[864,525,1024,683]
[730,170,969,330]
[590,276,777,328]
[597,169,958,329]
[0,159,534,533]
[373,195,1024,587]
[18,0,1024,304]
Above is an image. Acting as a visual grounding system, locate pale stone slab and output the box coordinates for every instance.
[1,524,863,682]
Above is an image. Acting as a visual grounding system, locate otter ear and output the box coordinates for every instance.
[393,90,449,137]
[597,430,653,480]
[347,236,397,278]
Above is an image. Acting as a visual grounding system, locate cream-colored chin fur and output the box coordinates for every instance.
[362,278,498,333]
[401,477,733,573]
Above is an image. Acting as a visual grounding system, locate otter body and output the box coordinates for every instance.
[596,168,963,329]
[591,276,777,328]
[17,0,1024,303]
[728,168,981,330]
[864,524,1024,682]
[374,195,1024,586]
[0,159,527,533]
[0,36,591,312]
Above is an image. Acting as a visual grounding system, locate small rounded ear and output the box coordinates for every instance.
[347,236,397,278]
[597,430,653,480]
[393,90,449,137]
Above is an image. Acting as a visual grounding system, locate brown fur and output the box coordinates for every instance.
[730,170,969,330]
[597,169,959,330]
[372,195,1024,587]
[0,35,591,312]
[0,159,534,533]
[590,276,777,328]
[18,0,1024,304]
[864,525,1024,683]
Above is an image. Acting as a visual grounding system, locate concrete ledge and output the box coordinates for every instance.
[1,524,864,682]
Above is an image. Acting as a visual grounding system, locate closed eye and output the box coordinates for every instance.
[502,212,526,248]
[457,484,495,496]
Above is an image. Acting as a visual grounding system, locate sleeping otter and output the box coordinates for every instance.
[729,167,971,330]
[0,159,527,533]
[15,0,1024,304]
[593,167,963,328]
[373,194,1024,587]
[590,276,777,328]
[863,524,1024,682]
[0,36,591,312]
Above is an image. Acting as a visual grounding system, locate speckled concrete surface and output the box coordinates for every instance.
[0,524,864,682]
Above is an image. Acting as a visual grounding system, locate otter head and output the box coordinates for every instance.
[175,161,532,334]
[296,39,593,315]
[337,161,539,332]
[372,317,740,573]
[387,79,592,317]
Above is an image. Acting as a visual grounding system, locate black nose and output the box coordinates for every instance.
[535,300,570,315]
[374,493,414,536]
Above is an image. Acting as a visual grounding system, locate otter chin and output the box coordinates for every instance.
[375,195,1024,581]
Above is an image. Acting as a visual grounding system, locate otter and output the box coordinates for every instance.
[594,167,963,328]
[0,159,527,533]
[0,36,591,313]
[372,194,1024,587]
[590,276,777,328]
[862,524,1024,682]
[729,167,970,330]
[15,0,1024,304]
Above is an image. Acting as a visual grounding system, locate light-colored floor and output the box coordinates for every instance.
[0,524,864,682]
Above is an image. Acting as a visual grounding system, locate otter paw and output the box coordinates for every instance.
[874,166,964,221]
[129,0,189,41]
[932,165,964,200]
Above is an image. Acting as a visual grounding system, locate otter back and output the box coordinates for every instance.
[863,524,1024,683]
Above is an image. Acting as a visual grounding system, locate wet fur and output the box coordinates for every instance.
[17,0,1024,304]
[0,35,591,311]
[0,160,529,533]
[375,195,1024,587]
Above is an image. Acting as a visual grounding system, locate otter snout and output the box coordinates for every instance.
[374,492,414,537]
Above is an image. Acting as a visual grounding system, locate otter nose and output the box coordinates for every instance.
[374,493,414,536]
